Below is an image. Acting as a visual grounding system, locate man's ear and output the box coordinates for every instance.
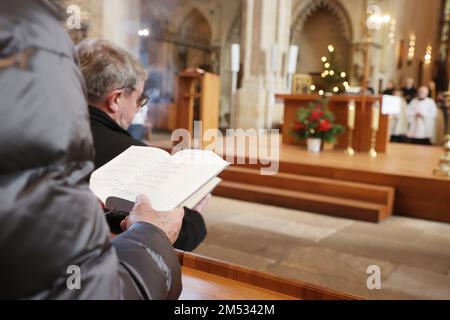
[106,91,121,114]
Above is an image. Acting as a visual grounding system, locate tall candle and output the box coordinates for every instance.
[371,102,380,131]
[288,45,299,75]
[271,44,278,73]
[231,44,240,73]
[347,100,356,129]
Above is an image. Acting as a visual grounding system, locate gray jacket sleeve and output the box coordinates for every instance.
[113,223,182,300]
[0,0,182,300]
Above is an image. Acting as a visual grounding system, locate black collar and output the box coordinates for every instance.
[88,106,132,137]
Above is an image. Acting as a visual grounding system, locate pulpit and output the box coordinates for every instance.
[175,69,220,142]
[276,94,390,153]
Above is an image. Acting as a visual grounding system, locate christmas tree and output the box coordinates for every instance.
[319,45,349,94]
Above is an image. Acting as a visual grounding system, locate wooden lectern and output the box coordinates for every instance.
[175,69,220,145]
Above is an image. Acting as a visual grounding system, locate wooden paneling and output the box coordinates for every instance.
[277,94,389,152]
[181,268,298,300]
[175,70,220,145]
[201,73,220,137]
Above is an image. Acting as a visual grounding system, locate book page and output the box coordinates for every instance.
[91,147,229,211]
[90,146,171,203]
[138,149,228,210]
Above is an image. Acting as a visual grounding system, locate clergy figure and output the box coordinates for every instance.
[407,86,438,145]
[390,90,409,143]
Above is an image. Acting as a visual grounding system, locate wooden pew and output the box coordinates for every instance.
[176,251,361,300]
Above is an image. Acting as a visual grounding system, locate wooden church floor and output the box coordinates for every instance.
[195,196,450,300]
[150,133,444,180]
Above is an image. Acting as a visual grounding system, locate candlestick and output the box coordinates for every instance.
[433,135,450,177]
[347,100,356,129]
[369,129,378,158]
[369,101,380,158]
[345,100,356,155]
[371,101,380,131]
[345,129,355,156]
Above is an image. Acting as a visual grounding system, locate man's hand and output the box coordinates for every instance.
[120,195,185,243]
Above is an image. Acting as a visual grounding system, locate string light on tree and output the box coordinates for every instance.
[318,44,348,94]
[344,82,350,91]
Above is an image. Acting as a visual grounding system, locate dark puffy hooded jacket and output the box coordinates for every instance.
[0,0,182,299]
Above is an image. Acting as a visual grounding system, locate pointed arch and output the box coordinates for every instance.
[172,2,216,41]
[291,0,353,44]
[178,8,212,47]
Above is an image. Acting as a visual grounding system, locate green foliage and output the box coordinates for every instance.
[290,99,344,144]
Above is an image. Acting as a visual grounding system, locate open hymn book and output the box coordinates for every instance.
[90,146,229,212]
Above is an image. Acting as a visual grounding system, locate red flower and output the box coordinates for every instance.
[308,110,325,123]
[319,119,332,132]
[294,121,304,131]
[309,111,320,122]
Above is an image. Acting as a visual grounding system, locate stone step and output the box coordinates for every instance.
[220,166,394,219]
[214,180,391,223]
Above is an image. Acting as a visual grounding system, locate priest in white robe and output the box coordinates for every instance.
[407,86,438,145]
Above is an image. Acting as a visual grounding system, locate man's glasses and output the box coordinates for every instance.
[120,86,149,109]
[137,91,149,109]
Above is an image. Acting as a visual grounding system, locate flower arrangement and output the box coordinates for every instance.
[291,100,344,144]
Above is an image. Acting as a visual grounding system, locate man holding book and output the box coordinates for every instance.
[0,0,182,300]
[77,39,208,252]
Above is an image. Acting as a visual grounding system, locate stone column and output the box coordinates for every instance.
[235,0,292,129]
[102,0,142,57]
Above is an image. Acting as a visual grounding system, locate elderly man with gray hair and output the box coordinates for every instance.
[77,39,208,252]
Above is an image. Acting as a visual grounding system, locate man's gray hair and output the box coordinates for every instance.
[76,39,148,104]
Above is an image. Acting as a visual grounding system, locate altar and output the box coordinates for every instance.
[275,94,390,153]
